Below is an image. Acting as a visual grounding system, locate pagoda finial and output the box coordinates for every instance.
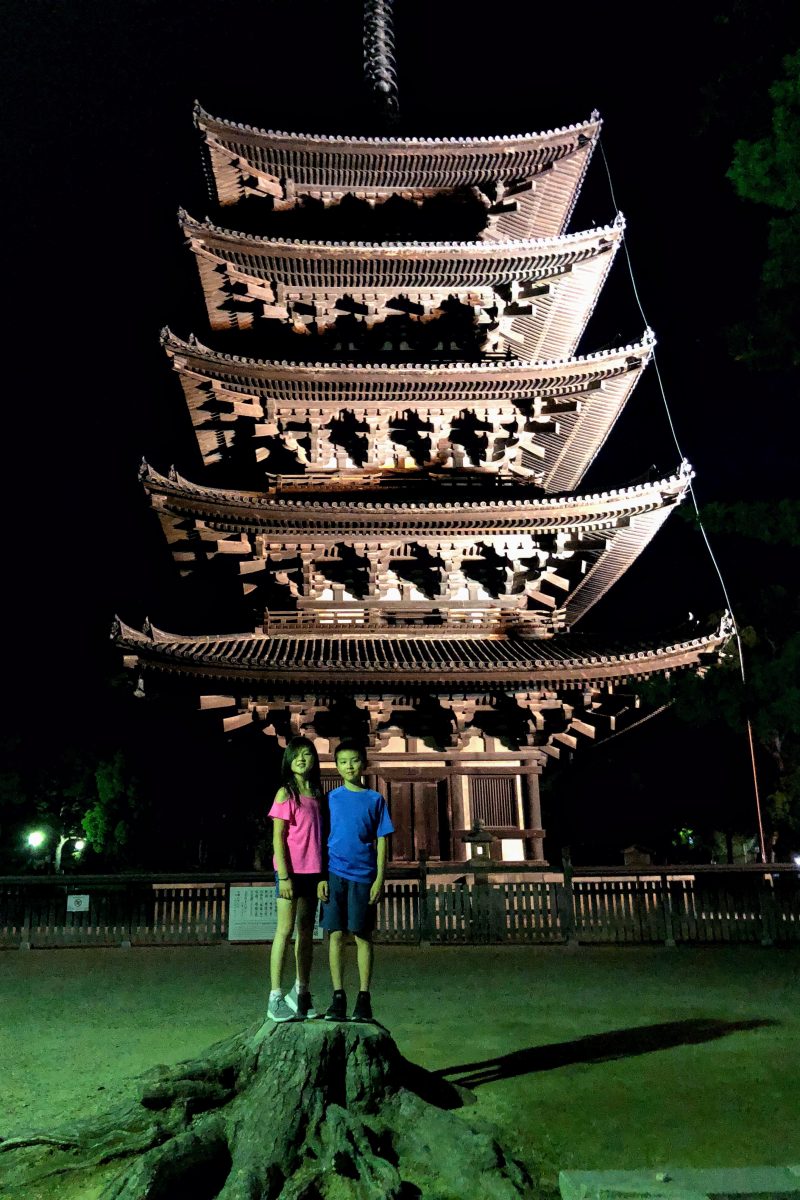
[363,0,399,125]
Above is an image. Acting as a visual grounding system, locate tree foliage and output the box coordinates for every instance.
[0,734,146,871]
[642,618,800,835]
[82,751,144,858]
[690,499,800,547]
[728,49,800,368]
[644,500,800,849]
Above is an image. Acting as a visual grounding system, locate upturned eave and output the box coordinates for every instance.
[194,102,601,238]
[113,615,731,691]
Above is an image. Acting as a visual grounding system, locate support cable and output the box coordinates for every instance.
[599,139,766,858]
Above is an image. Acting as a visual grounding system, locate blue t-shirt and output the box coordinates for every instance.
[327,785,395,883]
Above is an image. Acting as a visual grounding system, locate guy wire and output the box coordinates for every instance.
[598,138,766,859]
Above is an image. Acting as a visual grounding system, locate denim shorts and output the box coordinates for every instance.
[320,871,376,935]
[274,872,320,900]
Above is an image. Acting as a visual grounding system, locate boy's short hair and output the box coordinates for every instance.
[334,738,368,763]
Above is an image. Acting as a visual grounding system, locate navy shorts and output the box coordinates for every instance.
[321,872,376,936]
[274,872,320,901]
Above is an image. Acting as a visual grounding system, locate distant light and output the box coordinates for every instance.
[27,830,46,848]
[793,854,800,868]
[74,839,86,852]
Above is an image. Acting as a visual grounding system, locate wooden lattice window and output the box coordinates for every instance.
[469,775,517,827]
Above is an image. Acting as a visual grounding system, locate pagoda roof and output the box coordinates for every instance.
[181,209,622,275]
[141,461,691,629]
[113,615,731,690]
[195,102,601,238]
[163,329,653,493]
[181,211,624,361]
[142,459,687,530]
[164,328,652,390]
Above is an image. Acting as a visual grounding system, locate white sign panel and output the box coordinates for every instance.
[67,894,90,912]
[228,885,322,942]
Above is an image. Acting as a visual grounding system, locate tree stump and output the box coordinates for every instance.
[1,1020,532,1199]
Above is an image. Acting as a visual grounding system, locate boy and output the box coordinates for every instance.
[318,739,394,1022]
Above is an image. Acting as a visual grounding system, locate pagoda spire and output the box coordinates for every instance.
[363,0,399,124]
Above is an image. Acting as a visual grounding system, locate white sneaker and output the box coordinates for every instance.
[267,994,296,1022]
[285,984,318,1019]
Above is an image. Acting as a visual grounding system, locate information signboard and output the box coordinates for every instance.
[228,885,323,942]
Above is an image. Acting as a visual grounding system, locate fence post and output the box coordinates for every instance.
[17,878,35,950]
[758,874,778,947]
[120,884,133,949]
[560,847,577,947]
[20,885,32,951]
[661,875,677,947]
[471,865,493,943]
[417,851,430,946]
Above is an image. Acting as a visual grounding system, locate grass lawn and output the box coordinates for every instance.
[2,943,798,1194]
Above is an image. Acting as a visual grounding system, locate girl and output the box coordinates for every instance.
[267,736,326,1021]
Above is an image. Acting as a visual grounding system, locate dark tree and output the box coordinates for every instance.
[727,50,800,369]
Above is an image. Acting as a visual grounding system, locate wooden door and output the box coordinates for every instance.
[413,781,440,860]
[387,781,414,862]
[386,780,451,862]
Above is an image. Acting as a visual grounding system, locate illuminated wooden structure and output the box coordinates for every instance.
[195,104,601,240]
[118,82,725,864]
[162,329,654,491]
[180,211,623,359]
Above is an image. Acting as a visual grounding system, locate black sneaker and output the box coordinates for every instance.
[297,990,318,1020]
[284,984,318,1019]
[325,990,347,1021]
[351,991,373,1022]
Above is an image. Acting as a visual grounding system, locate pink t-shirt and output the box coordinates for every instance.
[269,792,323,875]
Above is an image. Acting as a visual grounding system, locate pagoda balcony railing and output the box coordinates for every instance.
[269,470,387,492]
[262,607,548,634]
[268,468,527,493]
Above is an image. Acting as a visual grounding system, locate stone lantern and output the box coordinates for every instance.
[461,820,495,865]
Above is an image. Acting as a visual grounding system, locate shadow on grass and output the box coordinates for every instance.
[436,1018,777,1088]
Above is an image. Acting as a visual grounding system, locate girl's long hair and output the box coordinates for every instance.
[279,736,323,800]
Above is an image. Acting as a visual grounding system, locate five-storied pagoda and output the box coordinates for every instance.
[115,1,728,865]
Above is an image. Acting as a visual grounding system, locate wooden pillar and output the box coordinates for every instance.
[450,773,469,860]
[525,770,546,864]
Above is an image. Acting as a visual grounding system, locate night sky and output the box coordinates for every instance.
[3,1,798,856]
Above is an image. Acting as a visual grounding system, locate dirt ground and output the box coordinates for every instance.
[2,943,799,1191]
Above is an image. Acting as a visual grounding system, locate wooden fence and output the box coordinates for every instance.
[0,880,228,948]
[1,866,799,949]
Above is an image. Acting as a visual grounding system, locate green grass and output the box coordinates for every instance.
[1,943,798,1192]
